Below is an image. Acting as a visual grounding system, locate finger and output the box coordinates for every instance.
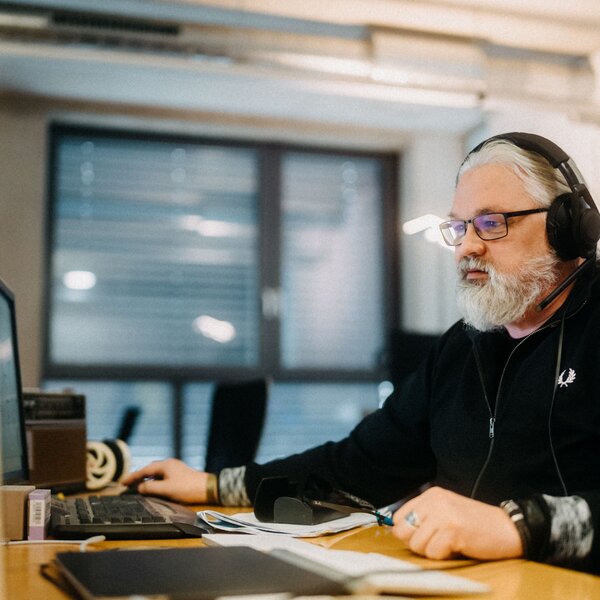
[137,478,173,498]
[392,516,420,542]
[120,469,148,485]
[392,504,425,541]
[392,498,419,525]
[406,517,439,556]
[407,527,435,555]
[393,512,433,554]
[122,461,167,484]
[422,528,459,560]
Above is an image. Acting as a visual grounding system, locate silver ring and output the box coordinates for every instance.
[404,510,421,528]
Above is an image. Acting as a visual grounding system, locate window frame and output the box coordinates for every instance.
[43,123,400,384]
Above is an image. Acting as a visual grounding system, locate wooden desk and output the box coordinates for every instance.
[3,505,600,599]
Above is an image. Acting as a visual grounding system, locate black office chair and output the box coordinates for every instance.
[116,406,141,443]
[204,378,269,473]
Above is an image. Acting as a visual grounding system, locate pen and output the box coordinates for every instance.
[306,499,394,526]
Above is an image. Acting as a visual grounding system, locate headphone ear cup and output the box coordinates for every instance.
[547,192,600,260]
[546,193,578,261]
[575,205,600,259]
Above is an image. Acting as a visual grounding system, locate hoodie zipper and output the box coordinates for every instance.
[469,345,500,498]
[469,325,547,499]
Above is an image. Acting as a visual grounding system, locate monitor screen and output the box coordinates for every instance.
[0,278,29,484]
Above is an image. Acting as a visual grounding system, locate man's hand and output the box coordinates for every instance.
[392,486,523,560]
[121,458,209,504]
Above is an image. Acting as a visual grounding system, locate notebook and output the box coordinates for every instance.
[50,545,347,600]
[0,276,205,540]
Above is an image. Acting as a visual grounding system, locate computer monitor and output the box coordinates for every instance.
[0,278,29,484]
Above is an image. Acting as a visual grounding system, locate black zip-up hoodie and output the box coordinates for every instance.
[244,267,600,572]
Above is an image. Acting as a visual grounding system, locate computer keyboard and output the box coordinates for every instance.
[51,493,207,540]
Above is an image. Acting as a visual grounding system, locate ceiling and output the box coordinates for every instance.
[1,0,599,134]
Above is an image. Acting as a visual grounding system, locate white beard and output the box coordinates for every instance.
[455,254,561,332]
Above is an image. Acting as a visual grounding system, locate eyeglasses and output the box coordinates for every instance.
[439,208,548,246]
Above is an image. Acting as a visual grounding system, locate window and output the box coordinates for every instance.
[182,381,386,469]
[45,124,398,465]
[49,132,260,371]
[280,153,386,370]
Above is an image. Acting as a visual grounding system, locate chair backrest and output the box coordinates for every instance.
[386,330,439,386]
[204,378,268,473]
[116,406,141,443]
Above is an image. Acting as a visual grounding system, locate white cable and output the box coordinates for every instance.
[79,535,106,551]
[4,535,106,551]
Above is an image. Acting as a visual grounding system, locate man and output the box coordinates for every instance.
[124,133,600,573]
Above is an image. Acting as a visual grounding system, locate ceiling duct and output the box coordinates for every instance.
[0,5,189,54]
[49,10,180,38]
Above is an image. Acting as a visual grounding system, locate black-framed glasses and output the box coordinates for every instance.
[439,208,548,246]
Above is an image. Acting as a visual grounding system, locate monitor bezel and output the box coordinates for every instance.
[0,277,30,485]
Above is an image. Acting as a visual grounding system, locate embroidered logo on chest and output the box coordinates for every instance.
[557,368,576,388]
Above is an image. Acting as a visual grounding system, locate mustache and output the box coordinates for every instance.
[457,257,492,279]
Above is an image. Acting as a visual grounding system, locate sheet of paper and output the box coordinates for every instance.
[203,533,316,551]
[197,510,375,537]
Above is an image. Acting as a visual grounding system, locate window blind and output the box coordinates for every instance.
[281,153,385,370]
[49,133,260,368]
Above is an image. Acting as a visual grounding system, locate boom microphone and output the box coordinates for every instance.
[536,257,593,312]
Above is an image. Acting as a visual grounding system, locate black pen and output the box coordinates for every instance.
[306,499,394,526]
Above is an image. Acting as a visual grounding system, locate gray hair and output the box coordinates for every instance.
[456,138,572,208]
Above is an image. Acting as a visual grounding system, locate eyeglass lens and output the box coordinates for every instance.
[440,213,506,245]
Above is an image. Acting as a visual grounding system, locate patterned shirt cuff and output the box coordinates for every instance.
[542,494,594,564]
[218,466,252,506]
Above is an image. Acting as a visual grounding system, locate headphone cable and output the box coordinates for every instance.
[548,308,568,496]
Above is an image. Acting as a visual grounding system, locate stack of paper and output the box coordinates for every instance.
[197,509,376,537]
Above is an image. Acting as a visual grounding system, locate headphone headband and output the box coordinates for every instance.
[470,132,570,168]
[467,132,600,260]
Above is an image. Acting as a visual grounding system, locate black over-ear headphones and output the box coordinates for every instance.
[469,132,600,261]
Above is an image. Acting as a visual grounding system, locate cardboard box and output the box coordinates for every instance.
[0,485,35,541]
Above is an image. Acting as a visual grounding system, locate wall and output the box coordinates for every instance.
[399,135,463,332]
[0,98,47,387]
[482,109,600,197]
[0,95,466,386]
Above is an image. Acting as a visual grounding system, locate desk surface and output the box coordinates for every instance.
[3,504,600,600]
